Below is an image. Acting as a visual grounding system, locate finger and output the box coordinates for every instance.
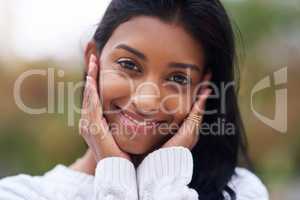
[87,54,103,109]
[80,117,125,161]
[81,79,92,115]
[182,88,211,135]
[195,88,211,115]
[163,88,212,149]
[80,55,130,161]
[202,70,212,83]
[87,54,98,81]
[81,54,104,133]
[81,76,111,139]
[81,77,99,116]
[197,71,212,95]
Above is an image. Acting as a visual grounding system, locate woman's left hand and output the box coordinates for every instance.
[162,72,212,150]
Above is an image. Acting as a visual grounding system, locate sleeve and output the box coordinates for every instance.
[0,174,44,200]
[136,146,199,200]
[227,167,269,200]
[93,156,138,200]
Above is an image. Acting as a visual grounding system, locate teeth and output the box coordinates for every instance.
[123,112,156,126]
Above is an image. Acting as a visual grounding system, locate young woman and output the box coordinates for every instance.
[0,0,269,199]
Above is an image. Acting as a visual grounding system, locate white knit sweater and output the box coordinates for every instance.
[0,146,269,200]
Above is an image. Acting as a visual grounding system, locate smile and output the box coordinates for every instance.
[114,105,162,132]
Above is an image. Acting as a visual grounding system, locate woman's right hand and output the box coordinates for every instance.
[79,54,131,162]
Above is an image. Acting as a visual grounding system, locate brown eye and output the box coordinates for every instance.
[117,58,141,72]
[168,74,191,85]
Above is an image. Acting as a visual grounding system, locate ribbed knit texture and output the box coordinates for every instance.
[137,146,193,186]
[0,147,269,200]
[137,146,199,200]
[95,156,138,200]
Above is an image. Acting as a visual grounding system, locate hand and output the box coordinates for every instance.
[69,149,97,175]
[79,54,131,162]
[162,72,212,150]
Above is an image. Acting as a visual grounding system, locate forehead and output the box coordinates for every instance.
[102,16,204,66]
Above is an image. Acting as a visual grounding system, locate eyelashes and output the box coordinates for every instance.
[167,73,191,85]
[117,58,142,72]
[116,58,192,85]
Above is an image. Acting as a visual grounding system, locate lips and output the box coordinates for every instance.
[121,110,158,126]
[114,104,163,133]
[115,105,162,123]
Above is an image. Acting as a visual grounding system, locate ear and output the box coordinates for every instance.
[84,40,99,73]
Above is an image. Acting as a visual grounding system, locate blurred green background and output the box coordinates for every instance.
[0,0,299,199]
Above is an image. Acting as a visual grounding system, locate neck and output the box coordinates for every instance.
[130,153,146,168]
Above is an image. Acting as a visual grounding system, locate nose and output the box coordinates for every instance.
[132,81,161,115]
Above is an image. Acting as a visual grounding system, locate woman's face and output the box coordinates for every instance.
[95,16,205,155]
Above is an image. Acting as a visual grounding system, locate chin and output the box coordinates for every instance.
[113,135,158,155]
[121,144,148,155]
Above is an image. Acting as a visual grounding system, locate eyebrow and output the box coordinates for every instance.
[115,44,201,72]
[168,62,202,72]
[116,44,147,61]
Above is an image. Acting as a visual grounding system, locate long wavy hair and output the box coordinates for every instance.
[89,0,251,199]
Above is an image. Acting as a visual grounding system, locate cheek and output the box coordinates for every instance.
[99,68,132,109]
[162,92,193,124]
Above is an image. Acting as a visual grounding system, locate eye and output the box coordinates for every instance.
[117,58,141,72]
[168,74,192,85]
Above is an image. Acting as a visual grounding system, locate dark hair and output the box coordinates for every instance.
[91,0,251,199]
